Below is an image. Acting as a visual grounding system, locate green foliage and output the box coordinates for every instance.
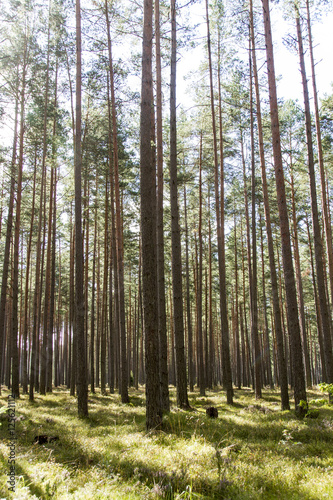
[319,383,333,405]
[319,383,333,396]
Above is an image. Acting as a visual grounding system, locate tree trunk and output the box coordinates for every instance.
[0,97,18,395]
[11,41,28,398]
[155,0,170,414]
[22,158,37,394]
[184,187,194,392]
[205,0,233,404]
[234,212,242,390]
[105,0,128,402]
[306,0,333,309]
[75,0,88,417]
[140,0,162,429]
[290,166,312,387]
[198,135,205,396]
[295,7,333,383]
[249,28,261,398]
[101,183,108,395]
[169,0,189,409]
[259,215,274,389]
[90,178,98,394]
[262,0,306,415]
[305,214,327,381]
[251,0,288,409]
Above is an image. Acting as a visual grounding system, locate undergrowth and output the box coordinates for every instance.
[0,386,332,499]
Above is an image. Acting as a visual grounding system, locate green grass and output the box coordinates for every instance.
[0,386,332,499]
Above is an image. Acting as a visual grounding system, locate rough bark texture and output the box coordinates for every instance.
[169,0,189,409]
[0,98,18,395]
[249,26,262,398]
[184,187,194,392]
[251,0,289,409]
[11,43,27,398]
[306,0,333,310]
[140,0,162,429]
[105,1,129,402]
[262,0,306,414]
[75,0,88,417]
[290,167,312,387]
[155,0,170,414]
[206,0,233,404]
[295,8,333,383]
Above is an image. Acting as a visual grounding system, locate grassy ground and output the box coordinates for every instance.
[0,386,332,499]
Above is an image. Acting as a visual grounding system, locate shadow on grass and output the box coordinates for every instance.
[1,387,332,499]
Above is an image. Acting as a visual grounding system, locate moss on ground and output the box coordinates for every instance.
[0,386,332,499]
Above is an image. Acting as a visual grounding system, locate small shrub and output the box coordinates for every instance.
[319,383,333,404]
[305,409,320,419]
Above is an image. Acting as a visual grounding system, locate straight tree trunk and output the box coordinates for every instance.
[101,184,108,395]
[0,110,18,394]
[290,165,312,387]
[40,163,54,395]
[140,0,162,429]
[155,0,170,414]
[106,72,115,394]
[184,187,194,392]
[249,32,261,398]
[262,0,306,414]
[197,135,205,396]
[169,0,189,409]
[241,132,254,388]
[205,0,233,404]
[46,62,59,392]
[90,178,98,394]
[306,0,333,308]
[22,159,37,393]
[105,0,128,402]
[250,0,288,408]
[260,215,274,389]
[305,214,327,380]
[75,0,88,417]
[11,41,28,398]
[234,212,242,390]
[295,7,333,383]
[208,216,214,389]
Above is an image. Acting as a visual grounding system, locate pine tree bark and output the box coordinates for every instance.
[295,7,333,383]
[184,187,194,392]
[155,0,170,413]
[22,158,37,393]
[234,213,242,390]
[205,0,233,404]
[305,214,327,381]
[75,0,88,417]
[306,0,333,308]
[0,97,18,395]
[290,166,312,387]
[169,0,189,408]
[11,40,28,398]
[197,135,205,396]
[101,184,108,395]
[251,0,288,408]
[259,215,274,389]
[105,0,128,402]
[140,0,162,428]
[249,31,261,398]
[262,0,306,414]
[90,178,98,394]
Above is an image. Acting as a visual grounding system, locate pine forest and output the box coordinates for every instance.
[1,0,333,498]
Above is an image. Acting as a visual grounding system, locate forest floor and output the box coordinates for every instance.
[0,386,332,499]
